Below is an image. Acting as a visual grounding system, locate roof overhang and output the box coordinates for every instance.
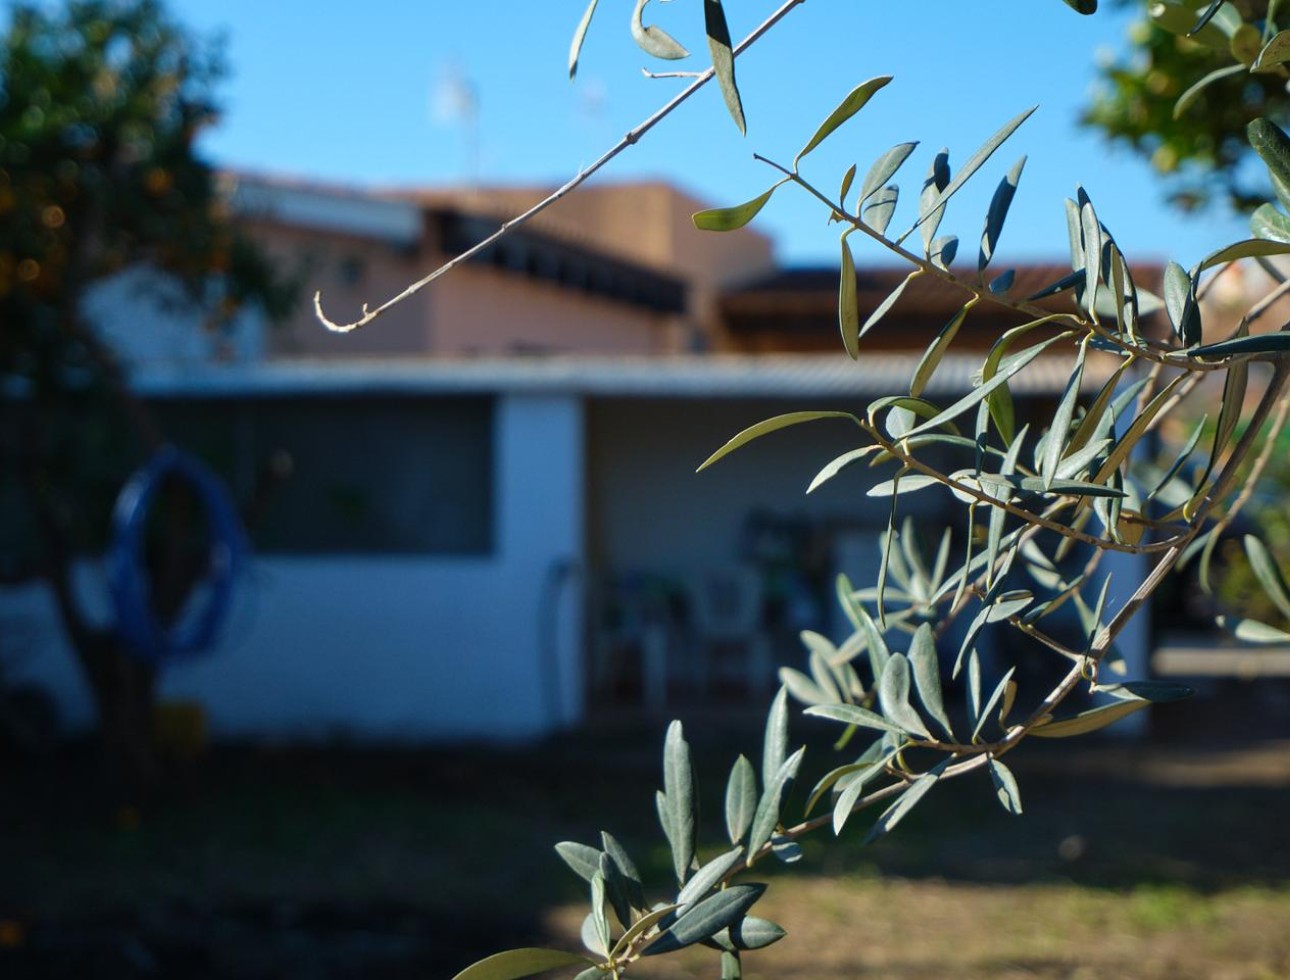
[132,352,1104,401]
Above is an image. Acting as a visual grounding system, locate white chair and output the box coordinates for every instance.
[684,566,772,699]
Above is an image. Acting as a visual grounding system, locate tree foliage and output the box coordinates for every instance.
[310,2,1290,977]
[1085,0,1290,211]
[0,0,291,783]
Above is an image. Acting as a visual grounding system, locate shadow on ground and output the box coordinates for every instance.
[1,683,1287,977]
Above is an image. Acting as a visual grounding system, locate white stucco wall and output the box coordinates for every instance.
[0,392,586,743]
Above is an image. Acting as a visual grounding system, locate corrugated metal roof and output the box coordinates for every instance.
[133,352,1105,400]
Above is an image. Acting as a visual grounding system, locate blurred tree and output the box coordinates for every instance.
[0,0,293,792]
[1084,0,1285,211]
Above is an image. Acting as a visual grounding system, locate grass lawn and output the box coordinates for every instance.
[2,695,1289,978]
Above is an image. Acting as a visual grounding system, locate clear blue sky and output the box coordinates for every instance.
[123,3,1262,267]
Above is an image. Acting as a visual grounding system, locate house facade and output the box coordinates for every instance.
[1,176,1157,742]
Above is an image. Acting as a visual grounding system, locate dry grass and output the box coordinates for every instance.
[550,877,1290,979]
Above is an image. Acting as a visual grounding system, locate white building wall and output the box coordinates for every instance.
[0,393,586,743]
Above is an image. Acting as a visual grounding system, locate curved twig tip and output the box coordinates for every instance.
[313,290,364,334]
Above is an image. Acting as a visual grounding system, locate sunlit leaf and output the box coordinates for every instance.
[863,184,900,237]
[806,702,907,735]
[839,163,858,208]
[972,667,1016,742]
[1079,189,1102,315]
[556,841,603,883]
[663,721,697,884]
[631,0,689,59]
[910,303,972,398]
[725,754,758,846]
[452,948,593,980]
[988,757,1023,814]
[1225,617,1290,642]
[1251,203,1290,244]
[704,0,744,133]
[1041,337,1087,490]
[677,848,744,906]
[1245,535,1290,621]
[609,904,681,960]
[1164,260,1201,347]
[903,107,1038,242]
[693,180,786,231]
[1254,29,1290,69]
[839,234,860,359]
[1030,699,1150,738]
[866,473,940,497]
[747,747,805,860]
[919,148,951,254]
[808,446,880,494]
[698,410,860,471]
[861,270,918,338]
[763,686,789,790]
[860,141,919,205]
[730,917,786,950]
[568,0,600,78]
[907,624,953,738]
[930,234,958,271]
[601,832,645,913]
[795,76,894,168]
[831,746,902,834]
[877,654,932,739]
[905,336,1064,438]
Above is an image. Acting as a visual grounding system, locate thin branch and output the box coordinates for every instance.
[314,0,808,333]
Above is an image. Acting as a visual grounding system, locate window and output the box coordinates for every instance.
[156,395,495,555]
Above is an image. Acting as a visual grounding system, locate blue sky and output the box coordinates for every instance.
[152,3,1252,267]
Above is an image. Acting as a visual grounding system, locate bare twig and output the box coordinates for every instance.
[314,0,808,333]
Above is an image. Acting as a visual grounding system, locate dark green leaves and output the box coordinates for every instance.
[556,841,603,883]
[631,0,689,60]
[905,107,1038,242]
[451,948,592,980]
[704,0,744,134]
[1194,238,1290,273]
[725,754,757,846]
[1164,261,1202,347]
[865,758,949,843]
[919,149,951,255]
[693,180,786,231]
[1060,0,1097,12]
[763,687,790,790]
[1189,332,1290,357]
[747,746,805,860]
[840,234,860,359]
[676,848,743,906]
[660,720,697,884]
[730,917,786,950]
[643,884,766,956]
[1251,204,1290,244]
[980,156,1026,271]
[877,654,932,739]
[795,76,894,169]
